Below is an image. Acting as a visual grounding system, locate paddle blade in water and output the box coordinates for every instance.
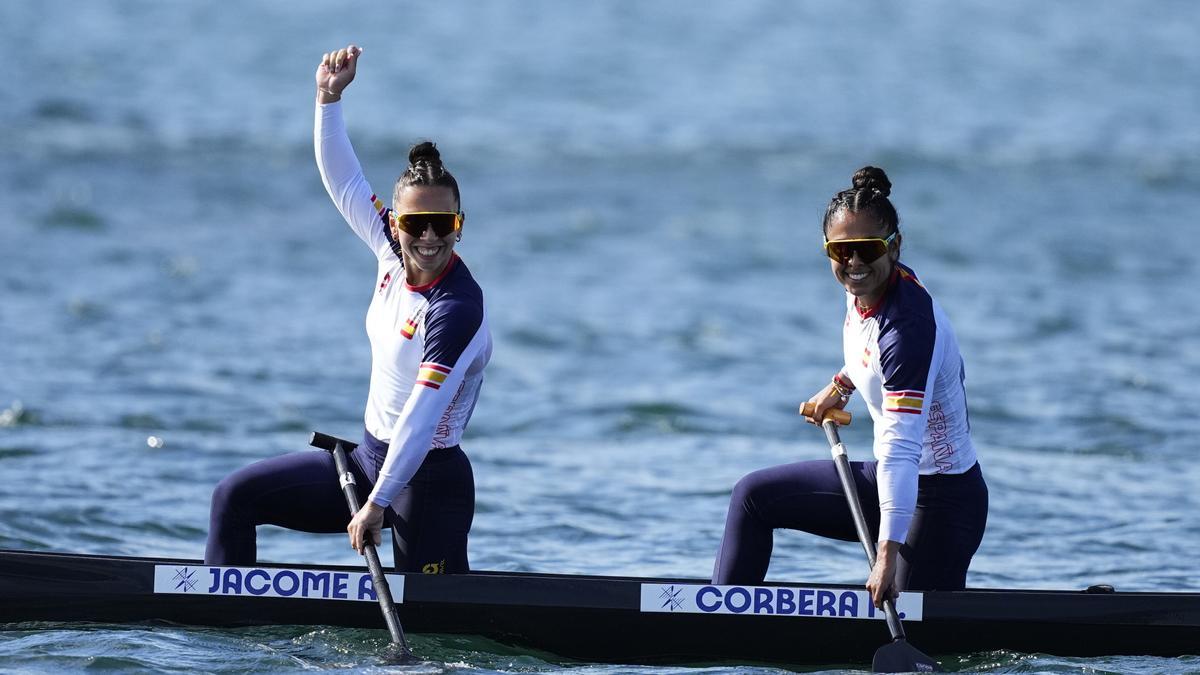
[872,638,941,672]
[380,642,418,665]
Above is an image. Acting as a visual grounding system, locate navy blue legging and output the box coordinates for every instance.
[205,431,474,574]
[712,460,987,590]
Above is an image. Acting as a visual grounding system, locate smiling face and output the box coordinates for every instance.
[391,185,461,287]
[824,208,899,310]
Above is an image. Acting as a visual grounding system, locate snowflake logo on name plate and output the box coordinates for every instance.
[658,585,685,611]
[172,567,199,592]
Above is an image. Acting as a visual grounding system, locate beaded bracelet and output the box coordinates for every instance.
[831,375,854,402]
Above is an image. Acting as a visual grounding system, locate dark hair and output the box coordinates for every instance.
[393,141,461,209]
[821,166,899,236]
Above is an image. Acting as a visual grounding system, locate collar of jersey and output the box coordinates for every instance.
[854,267,900,319]
[405,253,460,293]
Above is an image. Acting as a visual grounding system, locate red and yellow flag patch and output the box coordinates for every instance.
[400,316,418,340]
[884,390,924,414]
[400,306,426,340]
[416,362,451,389]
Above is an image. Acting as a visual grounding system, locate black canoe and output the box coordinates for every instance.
[1,549,1198,667]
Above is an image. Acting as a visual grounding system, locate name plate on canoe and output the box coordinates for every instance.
[153,565,404,603]
[640,583,922,621]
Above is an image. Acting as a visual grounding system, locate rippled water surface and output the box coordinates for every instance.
[3,1,1199,673]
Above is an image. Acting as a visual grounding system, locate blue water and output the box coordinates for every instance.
[2,1,1199,673]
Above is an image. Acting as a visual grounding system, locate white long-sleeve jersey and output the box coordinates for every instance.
[315,101,492,508]
[840,263,977,544]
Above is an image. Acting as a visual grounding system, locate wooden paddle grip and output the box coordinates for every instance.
[800,402,852,426]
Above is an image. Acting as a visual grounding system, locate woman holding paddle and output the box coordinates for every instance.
[206,45,492,575]
[712,167,987,608]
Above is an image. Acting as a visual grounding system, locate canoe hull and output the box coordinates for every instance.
[2,550,1198,666]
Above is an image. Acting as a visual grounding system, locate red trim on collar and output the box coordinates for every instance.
[854,267,900,319]
[405,253,459,292]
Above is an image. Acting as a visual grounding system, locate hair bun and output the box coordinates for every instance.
[408,140,442,168]
[851,166,891,197]
[394,139,460,207]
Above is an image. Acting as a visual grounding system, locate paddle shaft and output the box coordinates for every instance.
[326,440,411,654]
[821,419,907,642]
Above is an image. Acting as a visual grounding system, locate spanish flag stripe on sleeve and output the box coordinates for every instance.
[415,362,452,389]
[884,390,925,414]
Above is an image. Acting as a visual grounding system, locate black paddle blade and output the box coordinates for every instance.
[380,642,418,665]
[872,638,941,672]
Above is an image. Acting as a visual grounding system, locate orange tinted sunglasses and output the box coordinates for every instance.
[823,232,897,264]
[390,211,463,238]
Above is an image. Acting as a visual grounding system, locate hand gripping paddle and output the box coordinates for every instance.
[801,404,941,673]
[311,431,414,662]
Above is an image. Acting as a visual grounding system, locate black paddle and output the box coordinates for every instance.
[802,404,941,673]
[311,431,413,660]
